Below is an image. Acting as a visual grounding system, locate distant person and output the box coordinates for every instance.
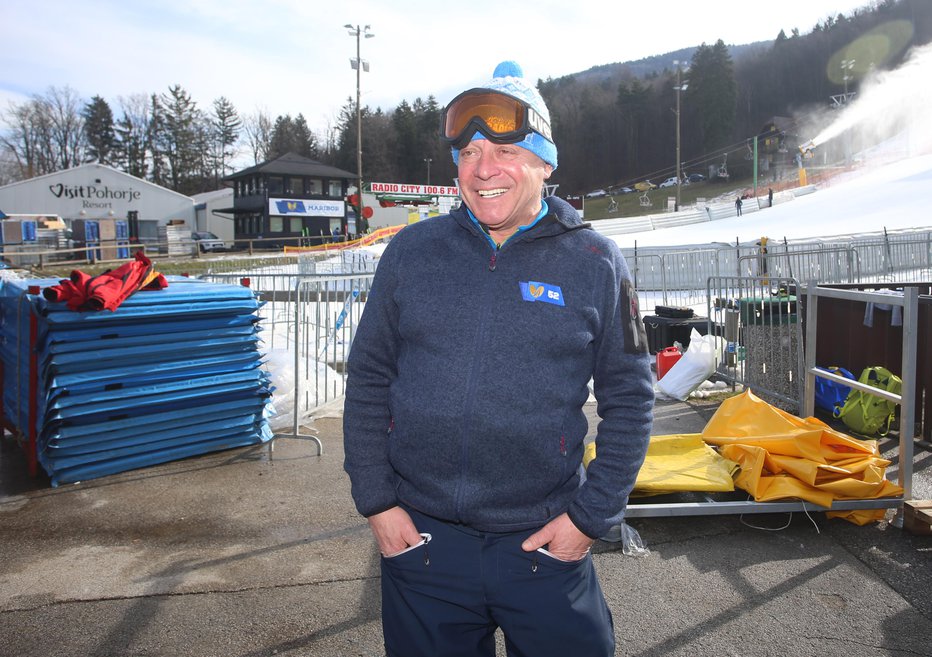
[768,188,774,208]
[343,60,653,657]
[735,196,743,216]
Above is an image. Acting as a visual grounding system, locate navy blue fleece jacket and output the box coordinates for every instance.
[342,196,653,539]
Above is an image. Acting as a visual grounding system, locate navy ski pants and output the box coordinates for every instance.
[380,507,615,657]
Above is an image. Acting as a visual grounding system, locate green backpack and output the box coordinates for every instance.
[834,366,902,436]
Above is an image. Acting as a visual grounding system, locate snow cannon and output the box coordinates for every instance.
[798,139,816,158]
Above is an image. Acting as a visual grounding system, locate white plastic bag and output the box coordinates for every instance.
[601,522,651,557]
[655,329,716,401]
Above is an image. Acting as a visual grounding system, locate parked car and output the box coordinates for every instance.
[585,189,607,198]
[611,187,634,195]
[687,173,706,183]
[634,180,656,192]
[192,231,226,252]
[659,177,681,188]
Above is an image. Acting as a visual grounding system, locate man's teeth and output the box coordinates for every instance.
[478,188,507,198]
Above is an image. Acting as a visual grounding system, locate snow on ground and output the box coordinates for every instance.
[608,153,932,249]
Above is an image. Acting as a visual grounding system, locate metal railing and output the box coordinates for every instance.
[623,229,932,314]
[707,276,804,413]
[803,284,919,501]
[202,267,376,444]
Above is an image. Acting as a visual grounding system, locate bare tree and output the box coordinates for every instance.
[241,109,273,165]
[44,86,86,170]
[0,86,86,179]
[1,100,44,179]
[0,149,19,186]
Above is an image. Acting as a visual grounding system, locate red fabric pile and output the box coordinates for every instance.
[43,251,168,312]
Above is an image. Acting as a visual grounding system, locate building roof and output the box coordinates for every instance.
[0,163,195,202]
[191,187,234,203]
[224,152,357,181]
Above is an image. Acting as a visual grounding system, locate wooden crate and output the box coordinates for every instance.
[903,500,932,535]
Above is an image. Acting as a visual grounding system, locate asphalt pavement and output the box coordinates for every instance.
[1,397,930,657]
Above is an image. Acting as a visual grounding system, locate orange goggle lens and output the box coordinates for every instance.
[441,89,550,148]
[443,91,526,140]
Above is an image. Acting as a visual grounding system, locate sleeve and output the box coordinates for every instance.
[342,237,405,518]
[566,245,654,539]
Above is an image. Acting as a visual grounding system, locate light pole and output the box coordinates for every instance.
[423,157,432,186]
[345,23,374,225]
[673,60,689,212]
[841,58,856,102]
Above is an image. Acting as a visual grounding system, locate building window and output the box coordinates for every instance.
[328,180,342,197]
[286,177,301,194]
[307,179,322,195]
[269,216,285,233]
[268,176,283,194]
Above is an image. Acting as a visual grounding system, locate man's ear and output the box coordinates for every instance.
[543,164,554,180]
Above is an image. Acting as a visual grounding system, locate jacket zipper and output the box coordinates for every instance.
[453,241,499,520]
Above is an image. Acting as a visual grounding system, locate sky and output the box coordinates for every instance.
[1,0,877,138]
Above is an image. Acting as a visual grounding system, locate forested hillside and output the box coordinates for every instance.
[538,0,932,194]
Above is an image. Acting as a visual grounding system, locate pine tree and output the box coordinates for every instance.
[293,114,318,158]
[148,93,167,187]
[82,95,115,165]
[687,40,737,155]
[156,85,204,194]
[268,114,318,160]
[210,96,241,186]
[114,94,151,180]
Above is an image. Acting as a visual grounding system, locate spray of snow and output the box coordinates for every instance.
[806,42,932,156]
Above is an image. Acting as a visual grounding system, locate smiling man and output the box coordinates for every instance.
[343,61,654,657]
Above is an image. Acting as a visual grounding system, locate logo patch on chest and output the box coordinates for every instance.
[520,281,565,307]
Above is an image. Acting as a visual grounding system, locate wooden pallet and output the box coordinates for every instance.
[903,500,932,535]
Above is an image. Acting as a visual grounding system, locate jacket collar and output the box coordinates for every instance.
[450,195,589,243]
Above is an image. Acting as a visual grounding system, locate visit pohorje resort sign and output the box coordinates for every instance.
[47,182,143,211]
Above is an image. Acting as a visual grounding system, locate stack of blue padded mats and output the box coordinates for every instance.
[0,275,273,486]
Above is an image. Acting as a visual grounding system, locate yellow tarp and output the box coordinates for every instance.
[702,390,903,524]
[586,389,902,524]
[584,433,738,496]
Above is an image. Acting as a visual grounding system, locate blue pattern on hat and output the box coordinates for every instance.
[450,61,558,170]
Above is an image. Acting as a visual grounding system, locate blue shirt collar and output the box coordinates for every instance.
[466,200,550,248]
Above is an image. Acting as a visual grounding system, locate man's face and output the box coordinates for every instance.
[457,139,553,241]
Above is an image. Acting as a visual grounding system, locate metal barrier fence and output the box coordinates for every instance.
[736,247,859,284]
[707,275,804,413]
[196,227,928,420]
[624,229,932,314]
[202,267,375,441]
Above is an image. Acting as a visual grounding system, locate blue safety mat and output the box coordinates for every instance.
[0,275,274,486]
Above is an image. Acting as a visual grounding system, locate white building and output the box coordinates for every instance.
[0,164,195,242]
[192,188,235,243]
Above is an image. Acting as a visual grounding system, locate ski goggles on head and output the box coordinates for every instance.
[440,88,552,149]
